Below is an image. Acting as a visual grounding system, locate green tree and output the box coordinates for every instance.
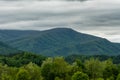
[85,58,104,80]
[1,73,12,80]
[16,69,30,80]
[0,64,18,80]
[69,61,83,76]
[22,62,42,80]
[72,71,89,80]
[55,77,63,80]
[117,74,120,80]
[41,58,54,80]
[103,59,119,80]
[41,57,70,80]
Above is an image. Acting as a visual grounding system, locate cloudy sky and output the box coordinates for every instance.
[0,0,120,42]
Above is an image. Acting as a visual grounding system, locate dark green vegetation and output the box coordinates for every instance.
[1,53,120,80]
[0,28,120,56]
[0,41,20,55]
[1,53,120,67]
[65,55,120,64]
[0,52,46,67]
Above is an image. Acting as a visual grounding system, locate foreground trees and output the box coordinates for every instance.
[0,57,120,80]
[103,59,119,80]
[85,58,105,80]
[72,71,89,80]
[41,57,70,80]
[16,69,30,80]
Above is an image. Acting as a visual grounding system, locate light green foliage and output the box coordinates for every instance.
[117,74,120,80]
[16,68,30,80]
[85,58,105,80]
[22,62,42,80]
[0,56,120,80]
[55,77,63,80]
[41,57,70,80]
[0,64,18,80]
[72,71,89,80]
[96,78,104,80]
[1,73,12,80]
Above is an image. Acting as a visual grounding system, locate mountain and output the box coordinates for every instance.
[0,28,120,56]
[0,41,19,55]
[0,30,41,42]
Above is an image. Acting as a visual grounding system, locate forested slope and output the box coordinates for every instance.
[0,28,120,56]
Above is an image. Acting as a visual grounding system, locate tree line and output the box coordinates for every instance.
[1,53,120,80]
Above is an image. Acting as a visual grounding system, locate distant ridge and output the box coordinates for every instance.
[0,28,120,56]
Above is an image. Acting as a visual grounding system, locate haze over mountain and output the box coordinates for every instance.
[0,28,119,56]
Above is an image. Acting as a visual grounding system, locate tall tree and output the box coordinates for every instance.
[16,69,30,80]
[72,71,89,80]
[85,58,104,80]
[103,59,119,80]
[41,57,70,80]
[22,62,42,80]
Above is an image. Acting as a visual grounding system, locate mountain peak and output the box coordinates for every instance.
[44,28,76,33]
[0,28,120,56]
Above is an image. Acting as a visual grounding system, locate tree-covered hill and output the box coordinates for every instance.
[0,41,20,55]
[0,28,120,56]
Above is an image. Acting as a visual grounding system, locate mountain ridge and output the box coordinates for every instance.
[0,28,119,56]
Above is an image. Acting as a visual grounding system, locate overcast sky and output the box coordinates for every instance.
[0,0,120,42]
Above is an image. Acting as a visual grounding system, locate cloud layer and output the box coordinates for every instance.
[0,0,120,42]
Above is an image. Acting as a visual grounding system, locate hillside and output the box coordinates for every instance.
[0,30,41,42]
[0,41,19,55]
[0,28,120,56]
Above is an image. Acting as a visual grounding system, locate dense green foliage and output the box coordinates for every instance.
[0,52,46,67]
[117,74,120,80]
[0,56,120,80]
[0,28,120,56]
[1,53,120,67]
[0,53,120,80]
[65,55,120,64]
[72,71,89,80]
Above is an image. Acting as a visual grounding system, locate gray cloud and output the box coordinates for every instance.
[0,0,120,42]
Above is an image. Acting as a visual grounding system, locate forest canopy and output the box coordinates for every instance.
[0,52,120,80]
